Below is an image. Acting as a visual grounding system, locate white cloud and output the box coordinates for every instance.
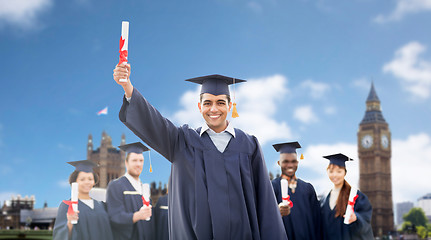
[171,74,293,145]
[293,105,318,124]
[374,0,431,23]
[297,132,431,203]
[391,133,431,203]
[300,79,331,99]
[0,0,52,29]
[383,42,431,99]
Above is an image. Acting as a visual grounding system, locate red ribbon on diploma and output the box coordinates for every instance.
[62,200,78,215]
[348,194,358,207]
[282,196,293,208]
[119,37,128,65]
[142,196,150,207]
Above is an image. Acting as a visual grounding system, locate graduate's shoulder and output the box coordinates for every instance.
[297,178,317,189]
[234,128,260,147]
[271,176,281,185]
[107,176,127,189]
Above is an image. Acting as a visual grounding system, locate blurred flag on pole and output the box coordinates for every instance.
[97,107,108,116]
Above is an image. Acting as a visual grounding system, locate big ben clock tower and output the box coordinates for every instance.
[358,83,394,236]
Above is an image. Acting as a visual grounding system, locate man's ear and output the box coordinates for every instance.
[228,101,232,112]
[198,102,202,112]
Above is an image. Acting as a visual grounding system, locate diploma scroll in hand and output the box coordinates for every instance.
[141,183,151,221]
[119,21,129,82]
[71,182,79,224]
[281,179,293,208]
[344,186,358,224]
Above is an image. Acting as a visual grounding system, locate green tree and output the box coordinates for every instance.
[402,221,415,234]
[417,226,427,239]
[403,207,428,227]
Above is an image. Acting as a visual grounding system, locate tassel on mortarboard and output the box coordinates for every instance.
[232,78,239,118]
[300,153,304,160]
[149,150,153,173]
[232,103,239,118]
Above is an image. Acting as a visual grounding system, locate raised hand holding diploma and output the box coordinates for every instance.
[119,21,129,82]
[142,183,151,221]
[344,186,358,224]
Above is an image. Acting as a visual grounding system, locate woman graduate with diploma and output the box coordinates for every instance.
[320,154,374,240]
[53,160,113,240]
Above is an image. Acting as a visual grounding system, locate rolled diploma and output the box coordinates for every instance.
[119,21,129,82]
[71,182,78,224]
[344,186,357,224]
[142,183,151,221]
[281,179,289,206]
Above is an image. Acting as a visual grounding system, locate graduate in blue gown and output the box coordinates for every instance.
[319,154,374,240]
[154,194,169,240]
[271,141,322,240]
[53,160,113,240]
[113,63,287,240]
[106,142,155,240]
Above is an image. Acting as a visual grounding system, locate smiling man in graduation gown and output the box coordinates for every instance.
[113,63,287,240]
[106,142,155,240]
[271,141,322,240]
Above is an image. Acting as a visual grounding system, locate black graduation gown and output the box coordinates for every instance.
[106,176,155,240]
[119,88,287,240]
[52,199,113,240]
[272,177,322,240]
[154,194,169,240]
[320,189,374,240]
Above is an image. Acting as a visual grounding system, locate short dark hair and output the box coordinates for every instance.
[199,93,231,103]
[69,170,99,185]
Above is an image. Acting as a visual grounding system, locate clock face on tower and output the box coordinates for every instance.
[381,134,389,149]
[361,134,373,149]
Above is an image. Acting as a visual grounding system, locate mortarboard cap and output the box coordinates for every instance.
[118,142,150,154]
[67,160,98,173]
[185,74,246,96]
[272,141,302,154]
[119,142,153,173]
[323,153,353,168]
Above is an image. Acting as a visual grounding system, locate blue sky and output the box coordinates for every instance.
[0,0,430,212]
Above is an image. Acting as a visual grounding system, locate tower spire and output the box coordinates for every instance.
[360,83,386,124]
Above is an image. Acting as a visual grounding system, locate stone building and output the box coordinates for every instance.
[87,131,126,188]
[357,83,394,236]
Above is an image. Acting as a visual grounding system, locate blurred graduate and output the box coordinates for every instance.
[319,154,374,240]
[271,141,322,240]
[113,63,286,239]
[106,142,155,240]
[53,160,113,240]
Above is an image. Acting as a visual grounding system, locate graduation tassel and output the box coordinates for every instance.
[232,103,239,118]
[300,153,304,160]
[232,78,239,118]
[148,150,153,173]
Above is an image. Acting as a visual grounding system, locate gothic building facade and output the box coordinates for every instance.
[87,132,126,188]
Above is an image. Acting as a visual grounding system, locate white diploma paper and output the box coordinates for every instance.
[71,182,78,224]
[119,21,129,82]
[142,183,151,221]
[344,186,358,224]
[281,179,289,206]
